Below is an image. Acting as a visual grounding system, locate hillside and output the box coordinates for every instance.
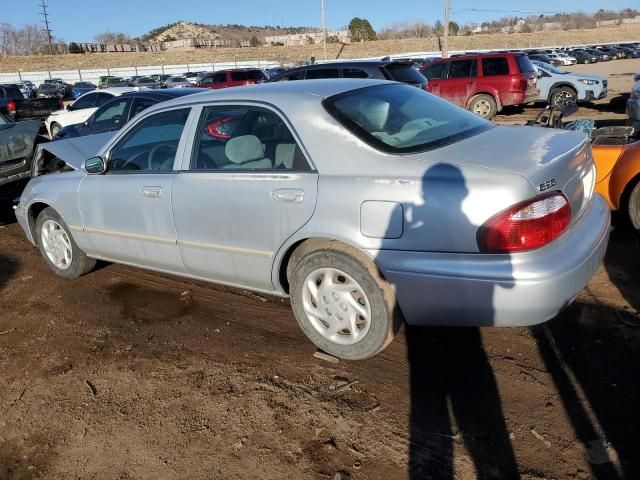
[139,21,315,43]
[1,25,639,73]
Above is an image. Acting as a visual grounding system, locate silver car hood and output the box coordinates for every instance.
[41,132,116,169]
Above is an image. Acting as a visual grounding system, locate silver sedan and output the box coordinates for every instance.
[15,79,610,359]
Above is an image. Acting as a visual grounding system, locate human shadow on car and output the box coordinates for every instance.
[378,164,519,479]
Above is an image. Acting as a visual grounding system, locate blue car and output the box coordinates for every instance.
[71,82,96,99]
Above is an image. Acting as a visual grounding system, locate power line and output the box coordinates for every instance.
[39,0,54,55]
[453,8,567,15]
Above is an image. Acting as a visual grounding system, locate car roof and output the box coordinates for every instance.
[150,79,395,112]
[98,87,141,95]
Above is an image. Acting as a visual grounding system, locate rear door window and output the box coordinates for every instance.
[129,97,157,120]
[214,73,227,84]
[3,86,24,100]
[422,62,447,80]
[481,57,510,76]
[447,60,476,78]
[91,98,130,131]
[95,92,114,107]
[306,68,341,79]
[515,55,535,74]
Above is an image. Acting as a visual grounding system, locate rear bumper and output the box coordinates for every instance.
[373,194,610,327]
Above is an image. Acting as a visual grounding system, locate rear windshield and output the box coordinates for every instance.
[383,64,427,85]
[516,55,535,73]
[74,82,94,88]
[3,86,24,99]
[39,84,57,91]
[324,83,492,154]
[230,70,265,81]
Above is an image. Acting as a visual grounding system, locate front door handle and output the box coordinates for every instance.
[142,186,162,198]
[271,188,304,204]
[430,82,439,87]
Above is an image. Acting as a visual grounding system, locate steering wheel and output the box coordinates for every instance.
[148,143,178,170]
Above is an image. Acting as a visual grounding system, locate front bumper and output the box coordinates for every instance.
[373,194,610,327]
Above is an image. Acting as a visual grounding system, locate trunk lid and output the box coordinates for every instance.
[431,125,595,221]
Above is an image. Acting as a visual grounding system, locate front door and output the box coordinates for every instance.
[441,58,477,107]
[422,61,448,98]
[172,104,318,292]
[78,107,193,273]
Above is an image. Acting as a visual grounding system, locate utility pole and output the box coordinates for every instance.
[321,0,327,61]
[443,0,450,58]
[39,0,54,55]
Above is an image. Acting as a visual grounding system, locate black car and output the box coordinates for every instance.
[268,61,428,89]
[568,50,599,64]
[527,54,562,67]
[53,88,203,140]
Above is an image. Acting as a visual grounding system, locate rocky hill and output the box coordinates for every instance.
[139,21,315,43]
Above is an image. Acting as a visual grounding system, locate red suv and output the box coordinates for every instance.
[420,53,538,119]
[194,69,267,90]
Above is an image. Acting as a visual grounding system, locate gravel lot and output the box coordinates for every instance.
[1,59,639,480]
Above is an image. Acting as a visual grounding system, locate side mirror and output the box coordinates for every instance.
[66,104,73,111]
[537,71,543,79]
[84,156,106,174]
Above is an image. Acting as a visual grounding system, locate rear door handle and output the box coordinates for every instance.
[142,186,162,198]
[271,188,304,204]
[430,83,439,87]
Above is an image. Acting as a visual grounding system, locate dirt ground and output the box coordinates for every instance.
[1,59,640,480]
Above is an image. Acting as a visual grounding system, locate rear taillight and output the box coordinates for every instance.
[7,100,16,115]
[477,192,571,253]
[59,100,64,109]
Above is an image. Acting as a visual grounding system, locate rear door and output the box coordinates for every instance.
[441,58,477,107]
[479,56,511,104]
[212,73,229,89]
[172,103,318,291]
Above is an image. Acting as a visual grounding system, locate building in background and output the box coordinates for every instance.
[265,30,350,46]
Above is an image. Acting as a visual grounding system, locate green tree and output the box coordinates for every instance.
[249,36,261,47]
[448,21,460,36]
[433,20,443,35]
[348,17,376,41]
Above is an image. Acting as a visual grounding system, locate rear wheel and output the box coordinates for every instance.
[628,181,640,232]
[36,207,96,278]
[288,241,401,360]
[550,87,577,106]
[469,94,498,119]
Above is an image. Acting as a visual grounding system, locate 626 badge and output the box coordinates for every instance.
[539,178,556,192]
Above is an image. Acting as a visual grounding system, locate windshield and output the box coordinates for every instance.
[383,64,427,85]
[324,83,492,154]
[170,77,188,82]
[533,61,567,74]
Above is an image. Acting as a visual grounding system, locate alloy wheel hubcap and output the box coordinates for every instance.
[553,90,574,105]
[473,100,491,117]
[301,267,372,345]
[41,219,72,270]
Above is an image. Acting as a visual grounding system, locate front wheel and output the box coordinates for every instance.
[288,242,401,360]
[36,207,96,278]
[550,87,577,106]
[469,94,498,119]
[50,123,61,138]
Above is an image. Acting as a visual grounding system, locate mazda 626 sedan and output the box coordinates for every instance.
[15,79,610,360]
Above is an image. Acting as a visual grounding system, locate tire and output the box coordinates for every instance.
[550,86,577,107]
[468,94,498,119]
[627,181,640,232]
[50,123,61,138]
[35,207,96,278]
[288,241,401,360]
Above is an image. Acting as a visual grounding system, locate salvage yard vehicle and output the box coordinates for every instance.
[194,69,267,90]
[421,52,538,119]
[269,60,428,90]
[627,75,640,133]
[532,61,607,105]
[1,84,62,122]
[163,76,193,89]
[45,87,138,138]
[0,112,47,197]
[52,88,203,140]
[71,82,97,99]
[15,80,610,360]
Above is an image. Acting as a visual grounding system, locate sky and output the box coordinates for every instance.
[2,0,635,42]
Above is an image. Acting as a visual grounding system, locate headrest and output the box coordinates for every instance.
[225,135,264,164]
